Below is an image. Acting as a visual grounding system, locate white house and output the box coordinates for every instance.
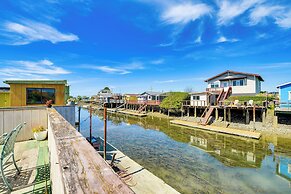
[190,92,208,106]
[137,91,167,103]
[204,70,264,96]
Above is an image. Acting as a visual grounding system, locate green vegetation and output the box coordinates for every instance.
[225,95,276,106]
[160,92,190,110]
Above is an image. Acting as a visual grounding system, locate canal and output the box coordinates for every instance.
[80,108,291,194]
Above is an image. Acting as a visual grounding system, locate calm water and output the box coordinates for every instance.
[79,108,291,194]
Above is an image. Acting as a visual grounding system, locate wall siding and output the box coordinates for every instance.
[9,83,66,107]
[0,92,10,107]
[279,84,291,107]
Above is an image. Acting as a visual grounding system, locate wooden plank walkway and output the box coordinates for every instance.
[108,109,147,117]
[113,150,179,194]
[170,120,261,139]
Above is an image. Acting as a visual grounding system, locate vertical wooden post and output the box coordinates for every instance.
[253,106,256,123]
[194,106,197,118]
[168,109,170,117]
[104,103,107,160]
[89,105,92,144]
[215,108,218,120]
[246,109,250,124]
[187,107,190,117]
[262,109,266,125]
[78,106,81,132]
[224,108,226,123]
[228,108,231,122]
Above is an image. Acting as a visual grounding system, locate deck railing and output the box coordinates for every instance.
[183,100,208,107]
[206,87,223,92]
[276,101,291,110]
[48,108,133,193]
[126,100,161,105]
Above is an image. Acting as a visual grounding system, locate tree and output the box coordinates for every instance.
[160,92,190,110]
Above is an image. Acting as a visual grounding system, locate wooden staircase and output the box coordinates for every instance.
[201,107,215,126]
[115,103,125,112]
[138,103,147,113]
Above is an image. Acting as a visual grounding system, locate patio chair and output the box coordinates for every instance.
[0,123,26,191]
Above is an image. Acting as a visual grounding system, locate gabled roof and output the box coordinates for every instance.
[277,82,291,88]
[140,91,164,96]
[204,70,264,82]
[3,80,68,85]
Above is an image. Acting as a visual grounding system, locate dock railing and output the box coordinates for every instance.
[126,100,161,105]
[276,101,291,111]
[48,108,133,193]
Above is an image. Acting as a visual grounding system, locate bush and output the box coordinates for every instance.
[225,95,275,106]
[160,92,190,109]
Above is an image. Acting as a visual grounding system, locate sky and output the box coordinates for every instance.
[0,0,291,96]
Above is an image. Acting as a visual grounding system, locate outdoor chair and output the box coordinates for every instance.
[0,123,26,191]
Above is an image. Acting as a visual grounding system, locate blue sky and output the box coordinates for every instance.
[0,0,291,96]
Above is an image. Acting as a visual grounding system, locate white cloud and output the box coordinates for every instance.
[161,3,212,25]
[92,66,130,75]
[2,19,79,45]
[0,59,71,79]
[150,59,164,65]
[217,36,239,43]
[194,36,202,44]
[217,0,263,25]
[85,61,144,75]
[249,5,284,25]
[275,11,291,29]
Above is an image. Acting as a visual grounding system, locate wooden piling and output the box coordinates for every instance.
[104,103,107,160]
[194,106,197,118]
[246,109,250,124]
[253,106,256,122]
[224,108,226,122]
[228,108,231,122]
[215,108,218,120]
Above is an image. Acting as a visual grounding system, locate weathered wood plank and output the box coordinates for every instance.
[48,109,133,194]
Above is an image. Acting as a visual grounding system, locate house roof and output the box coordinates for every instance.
[140,91,164,96]
[204,70,264,82]
[277,82,291,88]
[3,80,68,85]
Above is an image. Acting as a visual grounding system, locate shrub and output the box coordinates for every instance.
[160,92,190,109]
[32,126,46,133]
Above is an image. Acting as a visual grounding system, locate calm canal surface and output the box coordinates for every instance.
[80,109,291,194]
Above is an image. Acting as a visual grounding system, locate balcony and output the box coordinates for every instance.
[0,106,133,193]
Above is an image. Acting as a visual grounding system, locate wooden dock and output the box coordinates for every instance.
[113,150,179,194]
[108,109,147,117]
[170,120,261,139]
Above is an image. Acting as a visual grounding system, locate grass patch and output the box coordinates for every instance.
[160,92,190,110]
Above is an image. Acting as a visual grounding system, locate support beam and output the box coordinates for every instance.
[246,109,250,124]
[215,108,218,120]
[224,108,227,123]
[253,107,256,123]
[228,108,231,122]
[187,107,190,117]
[194,106,197,118]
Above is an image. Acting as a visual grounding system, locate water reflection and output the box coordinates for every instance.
[81,109,291,193]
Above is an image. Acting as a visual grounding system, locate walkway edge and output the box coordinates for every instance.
[170,120,261,139]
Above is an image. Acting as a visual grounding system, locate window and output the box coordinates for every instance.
[222,82,228,87]
[27,88,55,104]
[232,79,244,86]
[211,82,219,88]
[192,96,200,100]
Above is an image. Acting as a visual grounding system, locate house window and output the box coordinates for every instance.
[211,82,219,88]
[222,82,228,87]
[289,91,291,100]
[232,79,244,86]
[192,96,200,100]
[27,88,55,104]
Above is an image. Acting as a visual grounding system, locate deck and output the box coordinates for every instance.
[170,120,261,139]
[108,109,147,117]
[0,140,50,194]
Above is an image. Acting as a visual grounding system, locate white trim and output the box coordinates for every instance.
[277,82,291,88]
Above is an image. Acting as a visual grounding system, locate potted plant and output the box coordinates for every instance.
[32,126,48,141]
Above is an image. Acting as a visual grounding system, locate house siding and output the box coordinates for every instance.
[279,84,291,108]
[207,73,261,96]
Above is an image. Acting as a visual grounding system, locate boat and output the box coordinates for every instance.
[86,136,118,155]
